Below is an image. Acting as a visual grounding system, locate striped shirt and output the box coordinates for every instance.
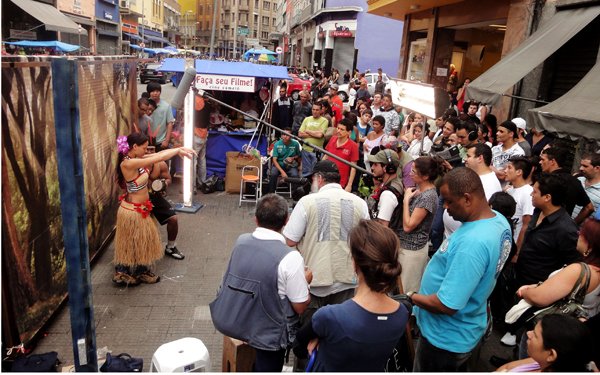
[571,177,600,219]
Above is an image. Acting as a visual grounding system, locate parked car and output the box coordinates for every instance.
[337,72,390,102]
[140,63,174,84]
[286,73,312,100]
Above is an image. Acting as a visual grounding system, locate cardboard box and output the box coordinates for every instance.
[225,151,261,193]
[222,336,255,372]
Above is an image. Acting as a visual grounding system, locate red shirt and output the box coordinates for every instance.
[326,136,359,188]
[331,95,344,123]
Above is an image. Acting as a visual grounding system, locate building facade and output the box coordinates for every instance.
[96,0,120,54]
[217,0,278,59]
[281,0,403,77]
[368,0,600,148]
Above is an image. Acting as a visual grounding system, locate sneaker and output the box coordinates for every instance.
[500,332,517,346]
[137,270,161,284]
[112,272,140,286]
[165,246,185,260]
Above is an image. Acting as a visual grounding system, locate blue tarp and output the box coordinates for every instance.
[195,60,289,80]
[4,40,79,52]
[158,58,186,73]
[206,132,268,177]
[129,44,142,50]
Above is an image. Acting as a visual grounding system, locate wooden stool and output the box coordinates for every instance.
[222,336,255,372]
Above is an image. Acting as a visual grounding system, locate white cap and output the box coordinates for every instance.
[512,117,527,133]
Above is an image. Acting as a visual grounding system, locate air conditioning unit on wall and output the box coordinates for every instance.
[120,0,130,8]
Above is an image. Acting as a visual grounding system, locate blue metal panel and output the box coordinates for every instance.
[195,60,290,80]
[158,57,186,72]
[51,58,98,372]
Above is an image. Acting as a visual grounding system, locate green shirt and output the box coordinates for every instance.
[150,99,175,144]
[299,116,328,152]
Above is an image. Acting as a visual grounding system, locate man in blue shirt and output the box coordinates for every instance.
[407,167,512,371]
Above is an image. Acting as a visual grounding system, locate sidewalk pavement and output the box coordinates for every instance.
[33,184,258,371]
[32,180,514,372]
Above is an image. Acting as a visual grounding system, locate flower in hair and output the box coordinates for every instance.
[117,135,130,155]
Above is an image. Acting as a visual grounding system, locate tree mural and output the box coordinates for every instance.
[1,56,135,345]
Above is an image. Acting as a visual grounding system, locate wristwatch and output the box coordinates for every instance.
[406,291,417,304]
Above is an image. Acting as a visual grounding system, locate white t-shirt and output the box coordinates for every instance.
[252,227,309,303]
[377,190,399,221]
[491,143,525,171]
[407,137,433,159]
[506,184,534,242]
[479,171,502,200]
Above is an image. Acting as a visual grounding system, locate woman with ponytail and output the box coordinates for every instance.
[296,220,409,371]
[113,133,195,286]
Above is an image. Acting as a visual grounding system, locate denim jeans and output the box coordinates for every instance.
[268,164,298,193]
[301,150,317,177]
[193,136,207,186]
[413,335,472,372]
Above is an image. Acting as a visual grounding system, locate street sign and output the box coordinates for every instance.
[245,38,259,48]
[275,46,283,54]
[139,42,145,48]
[237,26,249,36]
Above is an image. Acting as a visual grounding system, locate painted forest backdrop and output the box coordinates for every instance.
[1,55,137,347]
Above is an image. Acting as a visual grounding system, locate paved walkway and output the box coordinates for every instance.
[33,186,257,371]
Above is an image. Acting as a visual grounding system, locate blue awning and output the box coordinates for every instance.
[195,60,289,80]
[144,35,170,44]
[129,44,141,50]
[123,32,142,41]
[5,40,80,52]
[158,58,186,72]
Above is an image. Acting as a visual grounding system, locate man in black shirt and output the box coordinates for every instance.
[539,146,593,224]
[515,173,580,287]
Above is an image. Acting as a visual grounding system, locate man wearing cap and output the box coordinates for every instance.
[367,149,404,231]
[491,120,525,183]
[329,84,344,124]
[380,135,415,189]
[511,117,532,157]
[284,160,369,315]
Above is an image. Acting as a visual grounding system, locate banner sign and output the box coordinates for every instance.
[330,30,353,38]
[195,74,255,93]
[387,78,450,119]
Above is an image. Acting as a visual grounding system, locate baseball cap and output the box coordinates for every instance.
[367,149,400,168]
[512,117,527,134]
[330,83,339,91]
[312,159,339,175]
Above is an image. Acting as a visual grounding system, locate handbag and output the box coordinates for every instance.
[11,351,60,372]
[99,353,143,372]
[526,262,591,326]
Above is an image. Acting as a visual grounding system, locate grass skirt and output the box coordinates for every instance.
[114,199,163,266]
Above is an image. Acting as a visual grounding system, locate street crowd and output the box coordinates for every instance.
[115,67,600,372]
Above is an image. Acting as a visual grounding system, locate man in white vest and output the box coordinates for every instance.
[284,160,369,311]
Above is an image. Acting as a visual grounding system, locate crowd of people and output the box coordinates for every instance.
[214,67,600,372]
[116,67,599,371]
